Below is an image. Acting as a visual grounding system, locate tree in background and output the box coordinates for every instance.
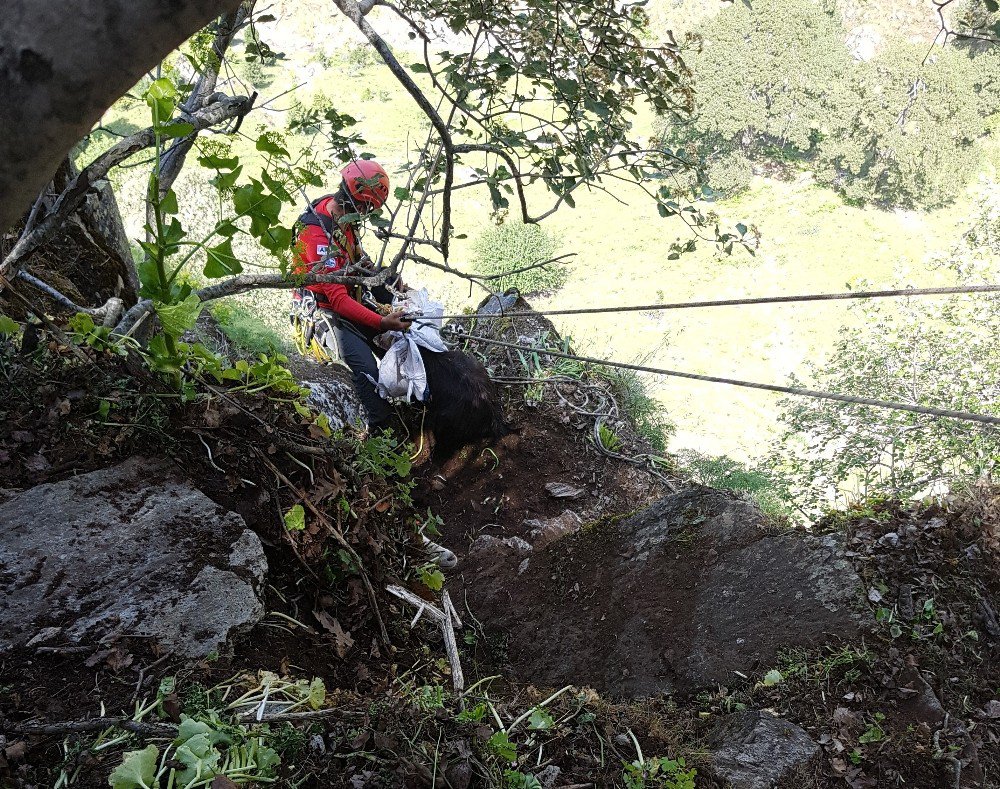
[667,0,1000,208]
[770,187,1000,516]
[667,0,852,196]
[818,42,993,209]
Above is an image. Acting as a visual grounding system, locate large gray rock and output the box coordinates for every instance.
[707,711,821,788]
[0,457,266,658]
[462,488,868,696]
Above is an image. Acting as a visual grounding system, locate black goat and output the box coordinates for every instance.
[420,348,510,459]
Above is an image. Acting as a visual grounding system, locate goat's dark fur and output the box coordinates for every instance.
[420,348,510,458]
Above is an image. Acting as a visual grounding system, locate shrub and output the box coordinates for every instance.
[817,43,989,209]
[678,450,790,521]
[211,301,286,356]
[606,368,675,452]
[471,221,566,295]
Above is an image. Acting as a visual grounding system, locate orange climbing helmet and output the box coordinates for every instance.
[341,159,390,210]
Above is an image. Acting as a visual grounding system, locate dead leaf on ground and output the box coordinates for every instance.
[314,610,355,658]
[311,471,345,503]
[211,777,239,789]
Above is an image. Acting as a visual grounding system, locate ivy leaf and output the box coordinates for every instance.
[211,164,243,191]
[204,239,243,278]
[256,134,290,158]
[108,744,158,789]
[155,293,202,337]
[284,504,306,531]
[198,153,239,170]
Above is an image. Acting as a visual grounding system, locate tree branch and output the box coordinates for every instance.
[112,269,388,336]
[332,0,455,259]
[158,2,256,194]
[1,95,253,283]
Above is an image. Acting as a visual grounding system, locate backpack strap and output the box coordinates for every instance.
[296,193,337,237]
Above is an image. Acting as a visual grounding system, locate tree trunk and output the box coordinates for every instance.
[0,0,241,235]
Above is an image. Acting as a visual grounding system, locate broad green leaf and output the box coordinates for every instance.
[204,239,243,278]
[527,707,555,730]
[155,293,202,337]
[157,121,195,139]
[160,190,179,215]
[261,169,292,202]
[256,134,290,158]
[211,164,243,191]
[108,744,158,789]
[173,733,221,786]
[284,504,306,531]
[68,312,96,335]
[198,153,240,170]
[0,314,20,335]
[487,731,517,762]
[308,677,326,709]
[174,716,213,746]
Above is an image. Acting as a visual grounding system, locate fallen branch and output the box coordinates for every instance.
[3,717,174,738]
[387,585,465,691]
[0,274,90,363]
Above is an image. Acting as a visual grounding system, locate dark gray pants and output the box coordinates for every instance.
[318,314,392,428]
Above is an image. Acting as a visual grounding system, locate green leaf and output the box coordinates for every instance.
[160,190,179,215]
[211,164,243,191]
[155,293,202,337]
[527,707,555,730]
[284,504,306,531]
[987,0,998,12]
[256,134,290,158]
[488,730,517,762]
[308,677,326,709]
[762,669,783,687]
[109,744,158,789]
[409,63,430,73]
[157,121,195,139]
[204,239,243,278]
[261,169,292,202]
[173,733,221,785]
[198,153,240,170]
[145,78,178,124]
[0,314,20,335]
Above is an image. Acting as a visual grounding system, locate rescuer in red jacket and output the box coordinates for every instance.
[291,159,411,430]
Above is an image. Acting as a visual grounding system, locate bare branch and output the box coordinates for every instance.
[332,0,455,259]
[113,269,388,336]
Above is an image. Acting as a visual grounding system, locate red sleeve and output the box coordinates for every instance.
[293,224,383,331]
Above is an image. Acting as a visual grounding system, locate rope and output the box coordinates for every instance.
[447,330,1000,427]
[429,283,1000,321]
